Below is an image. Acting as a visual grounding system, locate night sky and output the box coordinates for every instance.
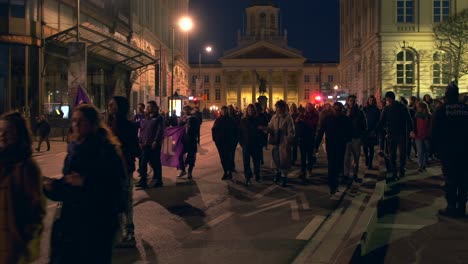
[188,0,340,64]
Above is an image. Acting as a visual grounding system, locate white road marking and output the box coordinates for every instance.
[254,185,278,199]
[298,192,310,210]
[191,212,235,234]
[227,182,257,198]
[258,195,296,208]
[244,199,300,221]
[296,216,326,240]
[290,200,300,220]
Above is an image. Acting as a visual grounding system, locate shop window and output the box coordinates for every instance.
[396,50,415,85]
[396,0,414,23]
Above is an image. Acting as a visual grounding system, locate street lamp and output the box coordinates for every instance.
[170,16,193,116]
[197,45,213,97]
[333,85,339,100]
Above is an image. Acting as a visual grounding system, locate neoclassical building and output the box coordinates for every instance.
[340,0,468,104]
[189,0,339,110]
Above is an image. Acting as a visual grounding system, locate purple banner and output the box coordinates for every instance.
[161,126,185,169]
[74,85,92,106]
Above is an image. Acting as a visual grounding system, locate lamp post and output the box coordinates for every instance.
[170,16,193,116]
[197,45,213,99]
[333,85,338,101]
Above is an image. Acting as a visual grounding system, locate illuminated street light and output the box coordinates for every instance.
[197,45,214,97]
[170,16,193,115]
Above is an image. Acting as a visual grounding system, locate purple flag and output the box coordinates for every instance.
[161,126,185,169]
[74,85,92,106]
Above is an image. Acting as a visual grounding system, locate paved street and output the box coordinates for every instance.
[32,120,380,264]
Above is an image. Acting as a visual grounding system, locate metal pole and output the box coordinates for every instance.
[170,27,174,115]
[159,43,162,107]
[198,51,201,97]
[76,0,80,41]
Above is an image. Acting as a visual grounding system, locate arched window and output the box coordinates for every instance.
[433,51,451,84]
[396,50,415,84]
[260,13,266,28]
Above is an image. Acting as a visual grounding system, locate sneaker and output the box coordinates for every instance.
[178,170,187,178]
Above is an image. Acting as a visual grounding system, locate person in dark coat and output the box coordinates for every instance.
[35,114,51,152]
[107,96,140,247]
[378,91,414,180]
[43,104,127,264]
[363,96,381,170]
[212,106,238,180]
[344,95,367,183]
[316,102,353,194]
[228,105,240,172]
[296,103,319,181]
[137,101,165,188]
[239,104,263,185]
[177,105,199,180]
[193,106,203,145]
[289,103,300,166]
[432,82,468,218]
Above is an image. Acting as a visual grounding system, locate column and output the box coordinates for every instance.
[237,70,242,108]
[283,70,288,103]
[221,70,227,106]
[251,70,256,104]
[268,70,273,109]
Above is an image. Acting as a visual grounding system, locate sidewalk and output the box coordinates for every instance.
[353,160,467,264]
[32,137,67,157]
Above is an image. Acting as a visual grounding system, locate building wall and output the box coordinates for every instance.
[340,0,468,103]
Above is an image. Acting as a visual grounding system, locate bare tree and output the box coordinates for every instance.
[433,9,468,84]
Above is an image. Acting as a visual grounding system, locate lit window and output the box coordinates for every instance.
[433,52,451,84]
[304,89,310,100]
[397,0,414,23]
[434,0,450,22]
[304,75,310,83]
[204,89,210,100]
[396,50,415,85]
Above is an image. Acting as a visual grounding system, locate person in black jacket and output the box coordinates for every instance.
[177,105,199,180]
[212,106,239,180]
[35,114,51,152]
[255,103,269,164]
[296,103,319,181]
[316,102,353,194]
[432,82,468,217]
[363,96,381,170]
[239,104,263,185]
[193,106,203,145]
[107,96,140,247]
[378,91,414,180]
[344,95,367,183]
[44,104,127,264]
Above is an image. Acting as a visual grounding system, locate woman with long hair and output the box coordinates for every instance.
[44,104,127,264]
[0,112,45,264]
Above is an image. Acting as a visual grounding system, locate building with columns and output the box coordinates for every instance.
[189,0,339,110]
[339,0,468,104]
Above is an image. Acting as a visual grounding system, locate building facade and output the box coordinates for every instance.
[0,0,190,117]
[340,0,468,104]
[189,0,339,110]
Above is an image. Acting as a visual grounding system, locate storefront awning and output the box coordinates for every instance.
[46,23,156,70]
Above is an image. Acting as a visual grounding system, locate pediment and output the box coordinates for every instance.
[220,42,304,60]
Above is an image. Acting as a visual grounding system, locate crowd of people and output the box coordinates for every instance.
[0,82,466,263]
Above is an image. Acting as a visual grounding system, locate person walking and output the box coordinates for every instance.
[177,105,199,180]
[289,103,300,166]
[239,104,263,185]
[344,95,367,183]
[107,96,140,247]
[137,101,165,188]
[35,114,51,152]
[193,106,203,145]
[378,91,414,181]
[296,103,319,182]
[432,83,468,217]
[267,100,295,187]
[255,103,269,164]
[363,96,381,170]
[43,104,127,264]
[212,106,239,180]
[412,102,431,172]
[228,105,240,172]
[316,102,353,195]
[0,112,45,264]
[407,96,418,160]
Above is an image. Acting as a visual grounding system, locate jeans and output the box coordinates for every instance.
[242,146,261,179]
[344,138,361,177]
[415,139,429,169]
